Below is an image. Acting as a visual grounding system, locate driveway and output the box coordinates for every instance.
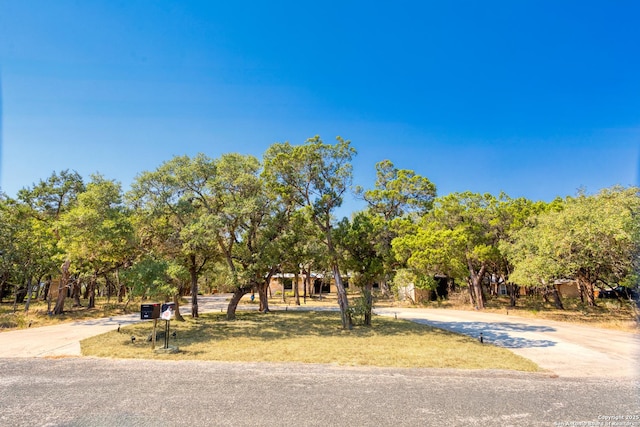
[375,307,640,379]
[0,295,232,358]
[1,297,638,380]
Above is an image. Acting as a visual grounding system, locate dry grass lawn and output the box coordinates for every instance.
[81,310,540,372]
[0,298,137,331]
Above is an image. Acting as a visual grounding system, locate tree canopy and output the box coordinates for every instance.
[505,187,640,306]
[1,138,638,324]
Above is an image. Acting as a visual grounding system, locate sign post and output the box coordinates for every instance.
[140,303,161,350]
[152,319,157,350]
[160,302,175,350]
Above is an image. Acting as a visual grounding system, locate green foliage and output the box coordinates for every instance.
[16,169,85,222]
[57,175,134,276]
[121,255,175,299]
[263,135,357,328]
[127,154,220,314]
[263,135,356,229]
[334,211,384,287]
[506,186,640,292]
[347,290,372,326]
[358,159,437,220]
[393,192,504,283]
[2,139,637,320]
[0,170,85,298]
[414,274,438,291]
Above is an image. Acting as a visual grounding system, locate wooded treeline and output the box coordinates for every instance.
[1,136,638,328]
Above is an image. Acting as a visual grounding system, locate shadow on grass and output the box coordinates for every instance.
[408,319,557,349]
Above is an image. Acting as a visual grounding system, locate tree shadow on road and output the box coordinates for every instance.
[408,319,557,349]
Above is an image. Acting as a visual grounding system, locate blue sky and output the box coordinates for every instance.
[1,0,638,215]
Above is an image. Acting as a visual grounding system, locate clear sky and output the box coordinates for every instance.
[1,0,638,215]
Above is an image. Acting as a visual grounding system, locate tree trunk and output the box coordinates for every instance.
[34,275,43,300]
[332,263,352,330]
[227,287,249,320]
[189,256,199,318]
[577,276,597,307]
[105,275,112,302]
[303,268,309,304]
[258,283,270,313]
[363,284,373,327]
[542,286,550,303]
[507,283,518,308]
[72,279,82,307]
[467,261,487,309]
[115,268,125,303]
[577,281,586,304]
[173,294,185,321]
[53,260,71,315]
[24,277,34,312]
[294,272,300,306]
[46,283,53,313]
[13,285,20,312]
[87,273,97,309]
[467,280,477,306]
[379,275,391,298]
[447,278,456,294]
[82,282,89,299]
[472,278,485,309]
[551,285,564,310]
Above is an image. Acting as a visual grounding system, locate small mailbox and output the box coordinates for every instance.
[161,302,175,320]
[140,303,161,320]
[161,302,175,313]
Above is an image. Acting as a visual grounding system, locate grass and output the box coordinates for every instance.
[81,310,540,372]
[4,291,638,334]
[0,297,138,331]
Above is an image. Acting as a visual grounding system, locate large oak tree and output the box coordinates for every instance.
[264,136,356,329]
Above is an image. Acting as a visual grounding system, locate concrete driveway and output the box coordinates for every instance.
[0,295,232,358]
[375,307,640,379]
[1,296,638,380]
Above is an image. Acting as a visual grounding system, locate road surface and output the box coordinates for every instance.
[1,358,638,427]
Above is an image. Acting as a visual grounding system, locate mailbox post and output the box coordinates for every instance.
[140,303,161,349]
[160,302,175,349]
[140,302,178,352]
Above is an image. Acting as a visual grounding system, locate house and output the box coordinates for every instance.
[396,276,449,303]
[268,272,349,296]
[555,279,582,298]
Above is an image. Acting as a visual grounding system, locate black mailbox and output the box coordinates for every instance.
[141,303,161,320]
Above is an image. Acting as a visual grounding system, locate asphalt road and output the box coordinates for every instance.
[1,358,638,427]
